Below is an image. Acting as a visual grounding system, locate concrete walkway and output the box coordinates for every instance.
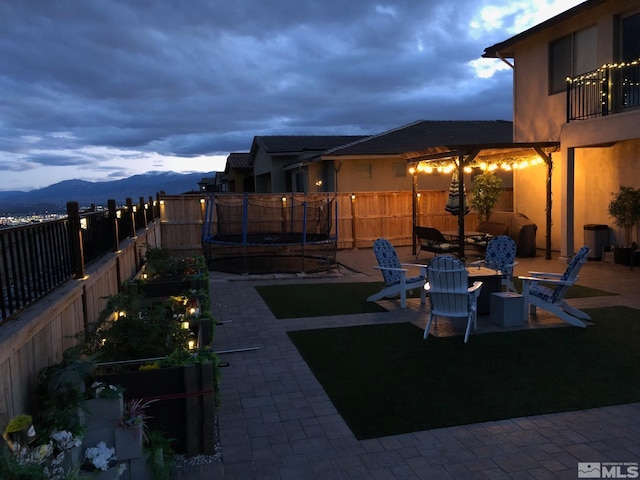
[210,248,640,479]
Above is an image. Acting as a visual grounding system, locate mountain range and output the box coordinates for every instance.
[0,171,216,214]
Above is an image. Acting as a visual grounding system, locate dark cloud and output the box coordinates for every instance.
[0,0,581,189]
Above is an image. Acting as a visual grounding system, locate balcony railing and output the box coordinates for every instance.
[567,59,640,122]
[0,196,160,323]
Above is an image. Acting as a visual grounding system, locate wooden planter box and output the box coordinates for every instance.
[137,276,205,298]
[98,363,216,457]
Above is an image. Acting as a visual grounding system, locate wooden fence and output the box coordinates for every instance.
[0,224,160,426]
[0,188,512,423]
[175,189,513,253]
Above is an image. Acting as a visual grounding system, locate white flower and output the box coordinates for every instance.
[88,381,123,399]
[90,381,106,398]
[50,430,82,451]
[17,441,53,465]
[84,441,117,471]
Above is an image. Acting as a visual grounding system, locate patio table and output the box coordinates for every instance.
[466,266,501,315]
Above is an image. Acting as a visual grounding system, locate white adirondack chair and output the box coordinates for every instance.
[367,238,427,308]
[519,246,591,327]
[423,255,483,343]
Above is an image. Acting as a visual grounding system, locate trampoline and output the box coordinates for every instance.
[202,193,338,274]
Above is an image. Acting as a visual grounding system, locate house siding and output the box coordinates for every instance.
[501,0,640,255]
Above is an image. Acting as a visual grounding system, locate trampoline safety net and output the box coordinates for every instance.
[202,193,338,273]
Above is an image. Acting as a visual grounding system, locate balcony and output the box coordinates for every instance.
[566,60,640,122]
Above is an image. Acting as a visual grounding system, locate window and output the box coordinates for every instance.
[621,12,640,62]
[549,25,597,94]
[392,162,407,177]
[357,163,371,178]
[294,171,307,193]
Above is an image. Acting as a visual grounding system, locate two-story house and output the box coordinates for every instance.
[249,135,365,193]
[484,0,640,258]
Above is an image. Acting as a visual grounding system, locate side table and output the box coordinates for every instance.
[490,292,525,327]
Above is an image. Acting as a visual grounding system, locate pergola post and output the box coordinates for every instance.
[534,147,553,260]
[456,157,465,259]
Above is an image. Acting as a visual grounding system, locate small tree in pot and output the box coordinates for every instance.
[608,186,640,247]
[470,172,504,221]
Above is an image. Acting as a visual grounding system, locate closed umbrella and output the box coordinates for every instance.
[445,170,469,216]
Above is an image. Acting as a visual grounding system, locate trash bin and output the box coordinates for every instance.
[583,224,608,260]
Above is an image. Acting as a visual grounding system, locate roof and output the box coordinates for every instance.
[250,135,366,158]
[226,152,251,170]
[323,120,515,158]
[483,0,605,59]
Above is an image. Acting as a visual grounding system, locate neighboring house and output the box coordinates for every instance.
[483,0,640,258]
[249,135,365,193]
[314,119,517,193]
[198,176,220,192]
[224,152,253,193]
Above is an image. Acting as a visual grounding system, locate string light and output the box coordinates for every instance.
[410,156,545,175]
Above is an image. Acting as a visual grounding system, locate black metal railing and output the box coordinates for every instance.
[0,220,72,322]
[567,60,640,121]
[0,195,161,323]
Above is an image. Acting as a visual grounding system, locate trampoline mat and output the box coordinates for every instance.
[209,255,333,275]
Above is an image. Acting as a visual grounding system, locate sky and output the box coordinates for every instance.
[0,0,585,192]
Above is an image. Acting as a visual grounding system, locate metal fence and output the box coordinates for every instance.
[0,196,160,323]
[567,60,640,121]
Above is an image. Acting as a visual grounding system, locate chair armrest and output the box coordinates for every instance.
[518,275,576,286]
[526,271,563,278]
[400,262,429,269]
[375,266,408,273]
[468,281,483,294]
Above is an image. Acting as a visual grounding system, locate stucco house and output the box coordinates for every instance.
[483,0,640,258]
[248,135,365,193]
[223,152,253,193]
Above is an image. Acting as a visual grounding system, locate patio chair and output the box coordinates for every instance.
[367,238,427,308]
[414,225,459,259]
[469,235,518,292]
[423,255,483,343]
[519,246,591,327]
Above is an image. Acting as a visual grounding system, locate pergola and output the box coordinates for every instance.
[406,142,560,259]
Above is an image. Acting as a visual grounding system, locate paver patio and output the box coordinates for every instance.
[210,247,640,479]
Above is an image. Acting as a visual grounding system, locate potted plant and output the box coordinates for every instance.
[144,430,176,480]
[608,186,640,264]
[50,429,83,472]
[115,398,156,460]
[2,415,36,453]
[81,441,126,479]
[470,172,504,221]
[0,440,53,480]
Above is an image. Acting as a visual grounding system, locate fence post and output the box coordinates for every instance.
[108,199,119,252]
[66,201,85,279]
[126,198,136,236]
[139,197,148,230]
[148,196,154,224]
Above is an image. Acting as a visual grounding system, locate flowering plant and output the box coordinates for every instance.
[83,441,125,474]
[15,441,53,466]
[50,429,82,452]
[87,381,124,399]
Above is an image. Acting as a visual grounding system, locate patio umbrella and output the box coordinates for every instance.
[444,170,470,216]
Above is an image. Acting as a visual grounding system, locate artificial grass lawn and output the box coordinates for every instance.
[287,306,640,439]
[257,281,615,319]
[255,282,389,319]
